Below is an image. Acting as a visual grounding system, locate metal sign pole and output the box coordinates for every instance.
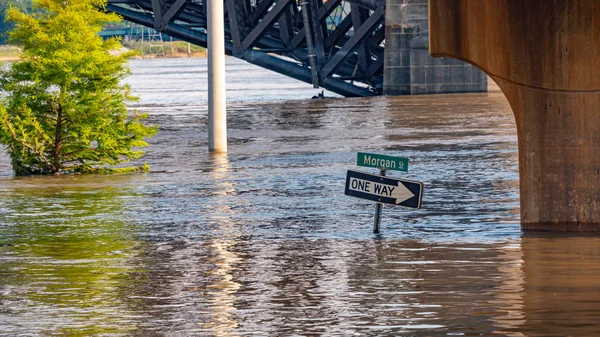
[373,168,386,233]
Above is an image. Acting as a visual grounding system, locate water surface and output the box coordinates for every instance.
[0,58,596,336]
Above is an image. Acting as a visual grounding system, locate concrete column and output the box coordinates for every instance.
[208,0,227,153]
[384,0,485,95]
[429,0,600,231]
[383,0,426,95]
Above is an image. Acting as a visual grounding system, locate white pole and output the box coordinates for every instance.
[207,0,227,153]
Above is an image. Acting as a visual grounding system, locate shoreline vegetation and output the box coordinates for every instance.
[0,41,206,62]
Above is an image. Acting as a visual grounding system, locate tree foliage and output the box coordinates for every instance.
[0,0,157,175]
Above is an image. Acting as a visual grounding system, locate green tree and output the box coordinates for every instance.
[0,0,157,175]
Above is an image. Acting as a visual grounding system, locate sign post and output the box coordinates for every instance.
[346,152,423,233]
[373,168,386,233]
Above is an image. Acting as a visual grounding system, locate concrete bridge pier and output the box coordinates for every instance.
[384,0,487,95]
[429,1,600,231]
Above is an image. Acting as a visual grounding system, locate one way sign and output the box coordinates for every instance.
[344,170,423,209]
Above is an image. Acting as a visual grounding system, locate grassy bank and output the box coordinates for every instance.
[1,40,206,62]
[0,45,21,62]
[122,40,206,58]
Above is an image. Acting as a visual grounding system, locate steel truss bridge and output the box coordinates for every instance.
[106,0,387,97]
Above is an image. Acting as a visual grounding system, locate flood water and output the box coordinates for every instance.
[1,58,599,336]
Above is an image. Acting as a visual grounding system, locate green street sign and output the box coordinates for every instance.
[357,152,409,172]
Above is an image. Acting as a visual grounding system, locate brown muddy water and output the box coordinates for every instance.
[1,58,599,336]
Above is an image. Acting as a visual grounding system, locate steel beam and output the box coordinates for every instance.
[106,0,384,97]
[151,0,190,31]
[244,50,373,97]
[300,0,320,87]
[350,3,371,74]
[241,0,291,51]
[277,4,294,47]
[290,0,340,50]
[248,0,274,25]
[320,6,384,79]
[309,0,327,70]
[226,0,245,56]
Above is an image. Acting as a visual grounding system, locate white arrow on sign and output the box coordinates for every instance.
[348,178,415,204]
[391,181,415,204]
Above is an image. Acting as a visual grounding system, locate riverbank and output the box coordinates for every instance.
[123,40,206,58]
[0,41,207,62]
[0,45,20,62]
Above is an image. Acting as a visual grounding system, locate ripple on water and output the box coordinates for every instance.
[1,58,574,336]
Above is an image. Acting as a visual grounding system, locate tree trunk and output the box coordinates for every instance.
[53,103,62,173]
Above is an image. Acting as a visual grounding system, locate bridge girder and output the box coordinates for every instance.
[106,0,386,97]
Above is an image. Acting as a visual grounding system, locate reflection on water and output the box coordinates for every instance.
[515,236,600,337]
[204,153,242,336]
[0,58,598,335]
[0,177,141,335]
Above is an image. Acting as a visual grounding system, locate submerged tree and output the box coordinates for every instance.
[0,0,156,175]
